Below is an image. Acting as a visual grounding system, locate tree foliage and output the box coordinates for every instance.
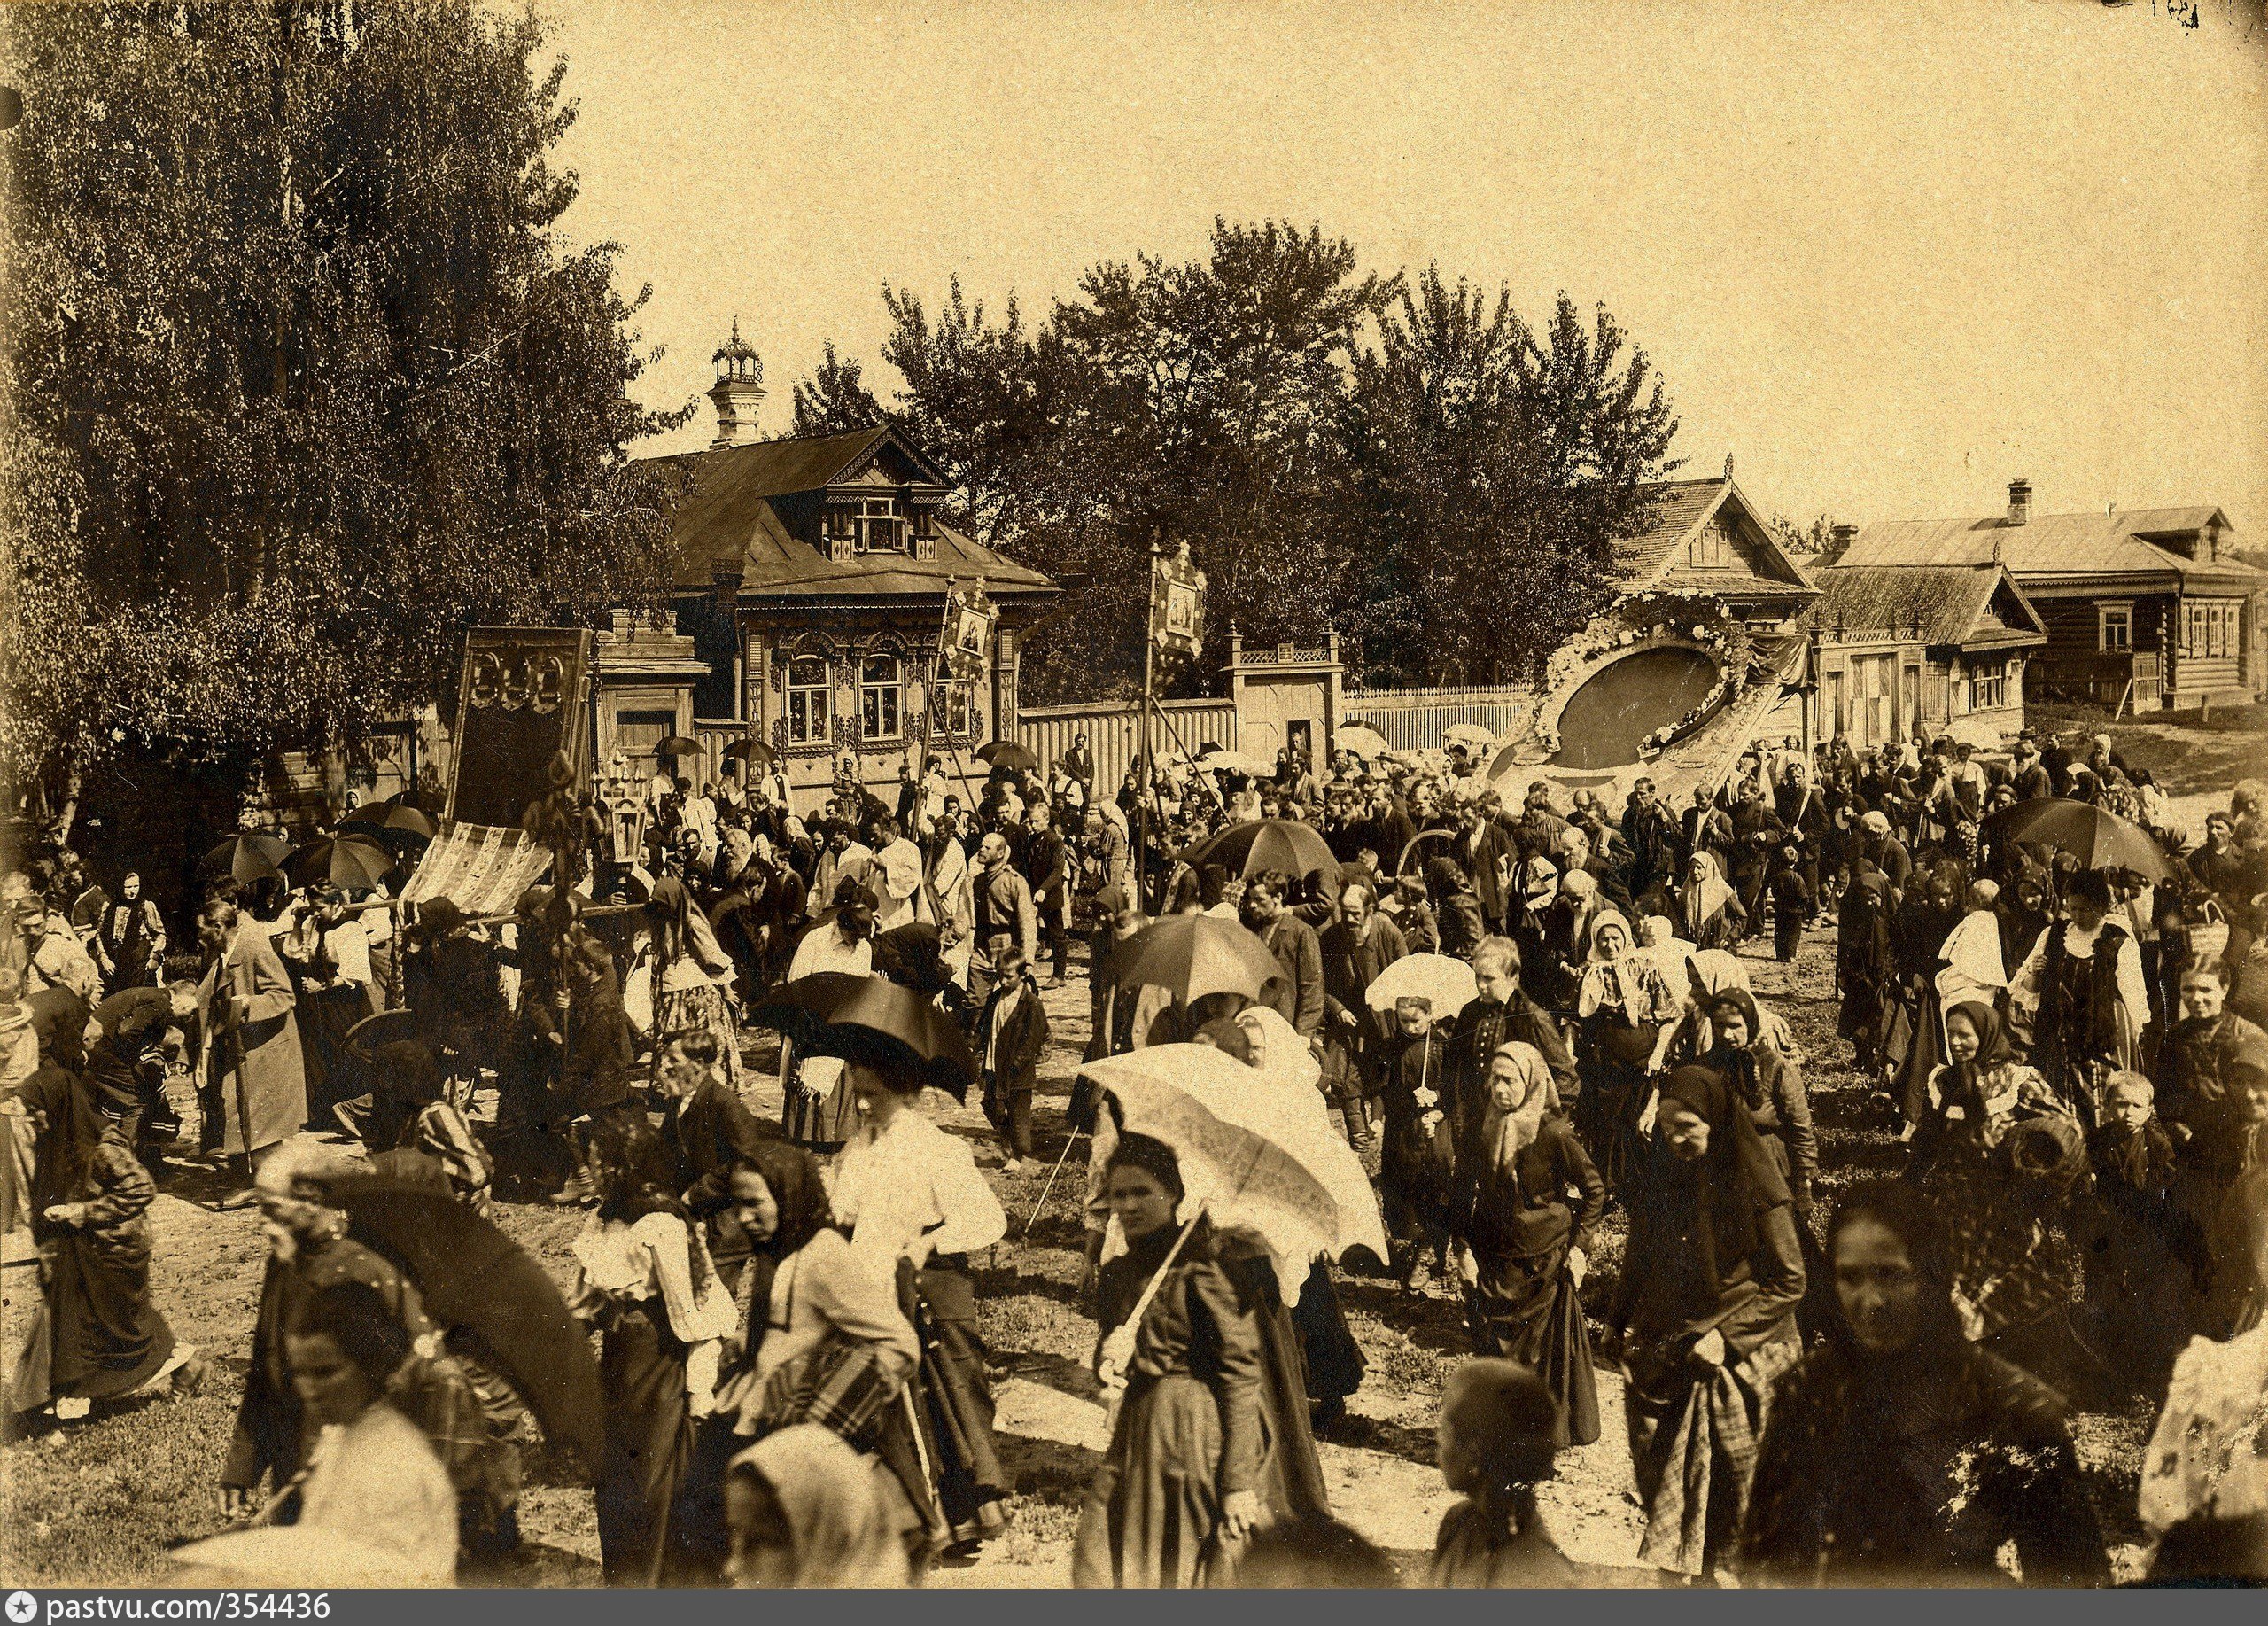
[798,230,1681,698]
[0,0,688,786]
[1769,510,1840,556]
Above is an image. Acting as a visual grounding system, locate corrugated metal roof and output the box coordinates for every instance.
[1816,564,2047,648]
[643,425,1053,598]
[1838,505,2259,584]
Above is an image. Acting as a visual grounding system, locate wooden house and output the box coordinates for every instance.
[1833,481,2263,712]
[1812,563,2048,748]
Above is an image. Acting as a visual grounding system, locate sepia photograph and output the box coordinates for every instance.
[3,0,2265,1594]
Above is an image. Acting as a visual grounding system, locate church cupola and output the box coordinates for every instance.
[708,318,766,448]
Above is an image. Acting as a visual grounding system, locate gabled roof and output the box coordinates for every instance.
[1617,475,1820,597]
[1816,564,2048,650]
[642,424,1054,600]
[1837,505,2262,587]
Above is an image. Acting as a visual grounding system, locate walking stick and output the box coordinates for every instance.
[1024,1126,1084,1236]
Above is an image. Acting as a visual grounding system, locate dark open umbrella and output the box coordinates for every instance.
[1983,797,2173,882]
[975,740,1038,774]
[750,972,976,1101]
[653,735,703,758]
[200,831,295,883]
[723,738,774,766]
[342,797,439,844]
[1100,914,1281,1008]
[284,834,397,895]
[1177,817,1339,881]
[323,1176,605,1479]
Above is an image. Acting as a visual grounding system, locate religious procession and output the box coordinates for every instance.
[5,0,2265,1599]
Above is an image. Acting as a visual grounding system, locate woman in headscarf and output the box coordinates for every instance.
[1573,910,1678,1193]
[10,996,196,1422]
[1737,1181,2109,1587]
[645,878,744,1095]
[1609,1066,1806,1583]
[695,1139,933,1577]
[91,873,166,995]
[1673,853,1745,951]
[1907,1000,2045,1182]
[1446,1042,1605,1445]
[1072,1133,1329,1588]
[724,1424,913,1588]
[1698,990,1817,1221]
[1539,870,1604,1015]
[1837,864,1897,1077]
[1425,856,1487,963]
[1932,1097,2101,1394]
[568,1115,739,1585]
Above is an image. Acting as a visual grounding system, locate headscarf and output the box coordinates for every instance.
[728,1425,910,1588]
[1520,857,1559,906]
[1681,852,1735,925]
[409,1101,492,1208]
[647,875,735,977]
[730,1136,836,1350]
[1480,1041,1560,1173]
[1656,1064,1792,1280]
[1425,855,1471,904]
[1701,988,1767,1108]
[1582,909,1636,965]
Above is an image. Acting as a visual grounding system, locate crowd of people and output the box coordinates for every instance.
[4,717,2265,1588]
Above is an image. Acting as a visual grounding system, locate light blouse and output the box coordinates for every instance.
[747,1227,919,1391]
[570,1210,739,1409]
[827,1107,1006,1273]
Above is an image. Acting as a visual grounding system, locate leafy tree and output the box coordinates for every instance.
[0,0,687,806]
[1769,511,1839,556]
[789,340,883,436]
[804,237,1680,695]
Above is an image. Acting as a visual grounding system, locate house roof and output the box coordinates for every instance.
[643,424,1055,600]
[1616,476,1820,597]
[1816,564,2048,650]
[1837,505,2263,589]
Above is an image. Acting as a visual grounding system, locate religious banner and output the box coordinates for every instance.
[1150,541,1207,669]
[941,579,996,684]
[446,626,594,828]
[402,626,595,915]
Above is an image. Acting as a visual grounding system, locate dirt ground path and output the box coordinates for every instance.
[3,912,2154,1586]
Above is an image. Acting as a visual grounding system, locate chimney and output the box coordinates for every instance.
[711,558,744,611]
[1828,523,1858,564]
[707,318,767,449]
[2006,478,2031,527]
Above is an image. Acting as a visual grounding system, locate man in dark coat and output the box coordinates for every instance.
[975,945,1052,1169]
[2009,737,2054,802]
[1620,777,1682,906]
[88,982,198,1152]
[1457,804,1519,932]
[1021,804,1072,985]
[1317,878,1407,1149]
[654,1026,781,1276]
[1244,870,1325,1040]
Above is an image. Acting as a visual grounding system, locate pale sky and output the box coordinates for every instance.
[545,0,2268,539]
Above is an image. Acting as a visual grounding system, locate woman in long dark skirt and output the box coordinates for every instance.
[1447,1041,1606,1445]
[12,1011,190,1418]
[568,1117,737,1585]
[1573,911,1679,1193]
[1073,1134,1329,1588]
[1609,1066,1806,1583]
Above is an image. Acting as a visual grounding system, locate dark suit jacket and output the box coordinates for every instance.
[671,1075,774,1217]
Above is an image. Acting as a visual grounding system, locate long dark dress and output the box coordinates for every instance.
[16,1066,175,1401]
[1739,1334,2109,1585]
[1379,1031,1455,1263]
[1611,1071,1806,1579]
[595,1296,695,1586]
[1447,1113,1605,1444]
[1073,1223,1329,1588]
